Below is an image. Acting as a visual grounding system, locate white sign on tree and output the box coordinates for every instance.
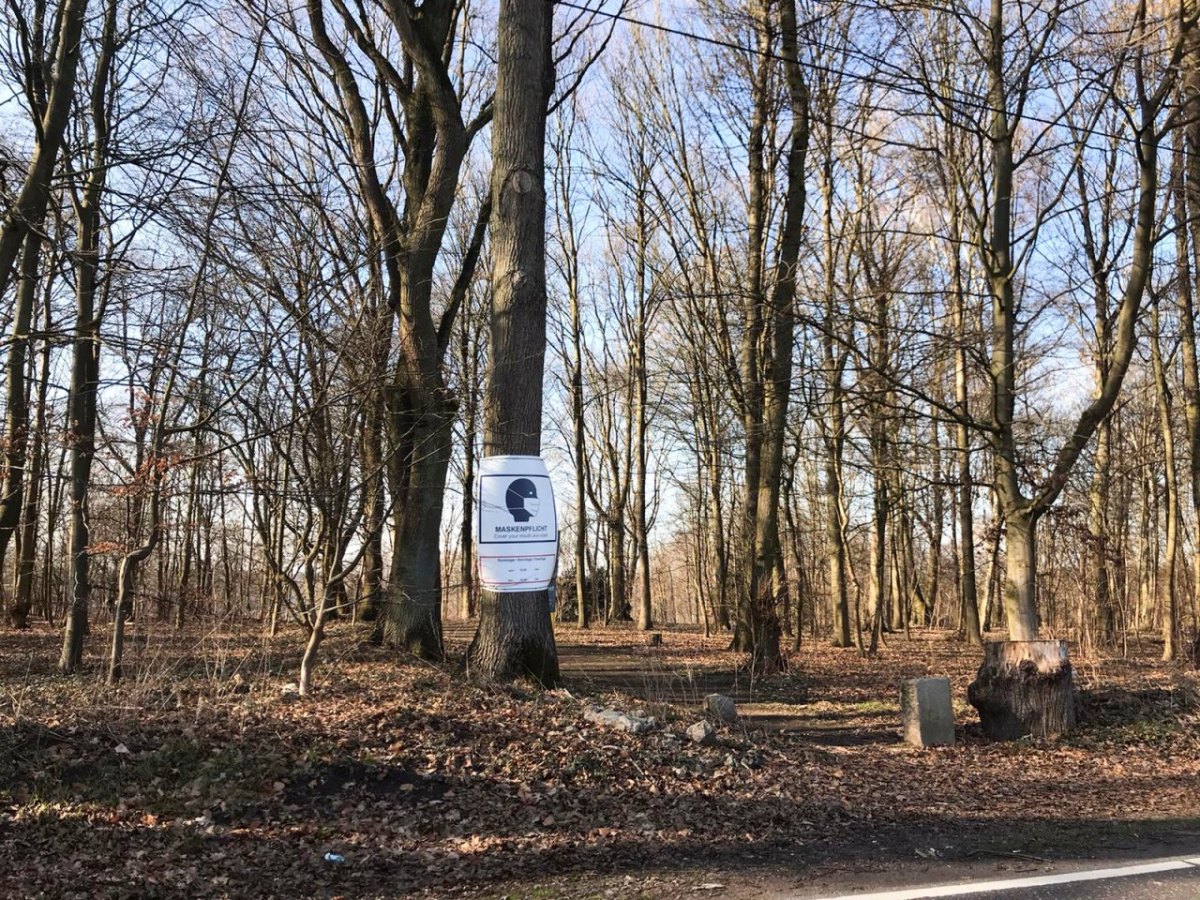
[476,455,558,593]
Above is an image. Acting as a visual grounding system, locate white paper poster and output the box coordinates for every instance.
[476,455,558,593]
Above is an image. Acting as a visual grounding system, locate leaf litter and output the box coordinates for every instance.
[0,621,1197,898]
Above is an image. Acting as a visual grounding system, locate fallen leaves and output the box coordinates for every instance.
[0,622,1197,898]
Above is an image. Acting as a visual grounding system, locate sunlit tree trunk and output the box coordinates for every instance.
[467,0,559,684]
[732,0,808,672]
[1151,300,1179,660]
[1180,25,1200,652]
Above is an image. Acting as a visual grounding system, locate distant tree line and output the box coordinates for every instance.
[0,0,1196,687]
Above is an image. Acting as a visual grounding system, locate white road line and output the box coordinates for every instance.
[804,857,1199,900]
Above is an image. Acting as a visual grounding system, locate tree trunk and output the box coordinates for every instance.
[1182,10,1200,664]
[12,284,52,628]
[867,467,888,655]
[59,0,118,668]
[0,234,40,592]
[1151,301,1179,660]
[958,464,982,643]
[606,517,628,622]
[951,219,982,644]
[458,289,481,621]
[825,433,851,646]
[461,413,477,621]
[819,112,851,647]
[707,437,731,630]
[1001,509,1040,641]
[732,0,806,673]
[384,414,452,658]
[569,238,588,629]
[58,260,101,674]
[358,400,386,627]
[109,526,158,683]
[633,163,653,632]
[968,640,1076,740]
[925,403,944,627]
[467,0,559,685]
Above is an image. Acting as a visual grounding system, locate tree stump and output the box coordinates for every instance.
[968,641,1076,740]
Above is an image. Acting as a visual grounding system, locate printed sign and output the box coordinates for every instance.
[476,455,558,593]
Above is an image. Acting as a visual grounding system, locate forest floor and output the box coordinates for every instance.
[0,618,1198,899]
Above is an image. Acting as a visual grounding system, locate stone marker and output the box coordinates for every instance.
[704,693,738,722]
[583,705,657,735]
[686,721,717,745]
[901,677,954,747]
[279,683,301,703]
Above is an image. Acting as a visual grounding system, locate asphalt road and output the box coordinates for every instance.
[803,856,1200,900]
[966,865,1200,899]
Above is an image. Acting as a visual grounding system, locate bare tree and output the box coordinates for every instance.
[468,0,559,684]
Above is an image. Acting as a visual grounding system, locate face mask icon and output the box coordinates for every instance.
[505,478,540,522]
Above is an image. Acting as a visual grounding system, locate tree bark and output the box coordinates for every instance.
[1180,26,1200,657]
[968,640,1076,739]
[384,414,452,657]
[950,207,982,644]
[1001,509,1040,641]
[467,0,559,685]
[732,0,807,672]
[60,0,118,672]
[11,274,53,628]
[1151,300,1179,660]
[2,234,41,621]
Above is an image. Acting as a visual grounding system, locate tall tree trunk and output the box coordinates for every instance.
[571,297,588,629]
[632,156,653,632]
[925,400,944,627]
[733,0,769,655]
[607,517,628,622]
[461,400,478,620]
[984,0,1170,641]
[825,416,850,646]
[3,234,41,624]
[1179,49,1200,656]
[706,429,731,630]
[733,0,807,672]
[305,0,482,659]
[1088,413,1114,649]
[818,97,851,648]
[467,0,559,685]
[1151,301,1180,660]
[954,238,982,643]
[60,0,118,671]
[58,221,102,673]
[867,451,888,655]
[460,297,480,620]
[12,276,53,627]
